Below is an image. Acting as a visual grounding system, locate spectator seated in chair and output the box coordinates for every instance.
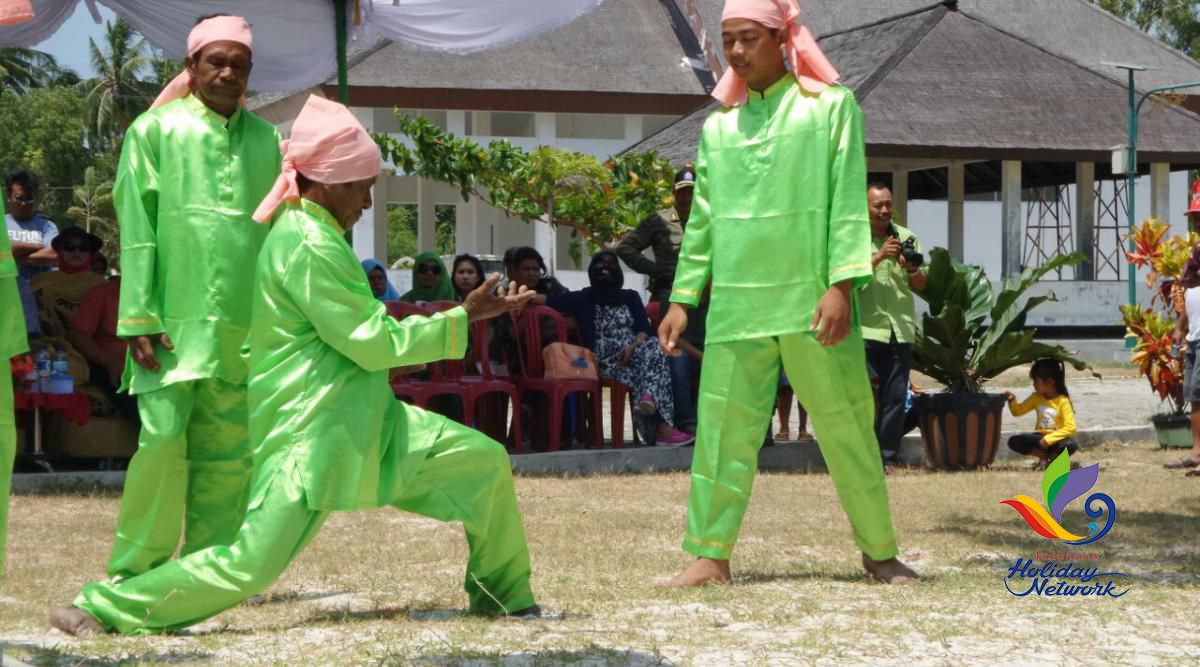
[68,270,138,420]
[400,252,455,304]
[30,227,109,406]
[534,251,693,446]
[361,258,401,301]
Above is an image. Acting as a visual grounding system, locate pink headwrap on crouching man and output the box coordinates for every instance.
[712,0,840,107]
[252,95,381,223]
[149,15,254,110]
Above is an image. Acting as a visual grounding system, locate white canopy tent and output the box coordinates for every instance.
[0,0,604,99]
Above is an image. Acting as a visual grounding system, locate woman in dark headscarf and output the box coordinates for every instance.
[400,251,455,303]
[537,251,693,446]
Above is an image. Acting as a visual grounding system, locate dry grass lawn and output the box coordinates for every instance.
[1,439,1198,666]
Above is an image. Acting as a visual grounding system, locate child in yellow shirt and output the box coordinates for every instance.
[1003,358,1078,468]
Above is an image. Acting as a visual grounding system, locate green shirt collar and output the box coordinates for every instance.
[181,92,243,128]
[299,198,342,232]
[746,73,796,104]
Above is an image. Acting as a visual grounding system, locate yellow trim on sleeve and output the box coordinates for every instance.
[673,287,700,297]
[118,317,162,326]
[831,262,871,275]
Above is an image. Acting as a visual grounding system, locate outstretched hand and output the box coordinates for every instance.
[462,273,536,322]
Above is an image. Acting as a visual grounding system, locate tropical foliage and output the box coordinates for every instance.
[0,47,61,95]
[374,113,674,265]
[1121,217,1192,415]
[912,248,1090,393]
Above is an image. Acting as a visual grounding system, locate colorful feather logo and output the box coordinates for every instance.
[1001,451,1117,546]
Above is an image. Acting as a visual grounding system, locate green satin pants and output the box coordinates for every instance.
[106,378,252,579]
[0,375,14,574]
[683,331,899,561]
[77,417,535,634]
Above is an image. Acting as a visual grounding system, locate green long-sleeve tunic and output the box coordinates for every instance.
[244,200,469,512]
[0,199,24,360]
[115,94,281,394]
[669,75,873,344]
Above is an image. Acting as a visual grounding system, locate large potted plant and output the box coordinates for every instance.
[1120,217,1195,447]
[911,248,1090,469]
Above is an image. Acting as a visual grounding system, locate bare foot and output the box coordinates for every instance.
[664,557,731,587]
[49,606,105,636]
[862,554,919,585]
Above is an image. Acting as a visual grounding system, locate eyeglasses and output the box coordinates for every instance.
[417,264,442,275]
[60,243,87,252]
[8,195,33,204]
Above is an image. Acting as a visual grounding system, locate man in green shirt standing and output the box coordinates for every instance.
[106,14,282,580]
[860,183,926,472]
[659,0,916,587]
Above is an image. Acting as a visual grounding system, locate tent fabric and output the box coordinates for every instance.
[0,0,602,92]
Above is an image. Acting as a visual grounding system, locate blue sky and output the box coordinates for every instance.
[34,3,116,77]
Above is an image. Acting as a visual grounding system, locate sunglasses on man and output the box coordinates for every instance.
[8,194,34,204]
[60,243,88,253]
[417,264,442,275]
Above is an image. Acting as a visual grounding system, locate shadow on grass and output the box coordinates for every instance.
[404,646,673,666]
[735,569,941,585]
[244,589,355,606]
[301,605,584,626]
[8,642,212,666]
[937,508,1200,573]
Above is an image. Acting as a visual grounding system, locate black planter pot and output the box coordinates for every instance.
[913,392,1008,470]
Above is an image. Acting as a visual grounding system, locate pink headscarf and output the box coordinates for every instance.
[712,0,839,107]
[149,15,254,110]
[0,0,33,26]
[252,95,382,223]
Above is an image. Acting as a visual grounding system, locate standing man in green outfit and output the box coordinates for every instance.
[861,183,925,473]
[658,0,917,587]
[51,95,540,636]
[106,14,282,580]
[0,196,27,574]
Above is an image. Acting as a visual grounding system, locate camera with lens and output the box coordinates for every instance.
[890,224,923,268]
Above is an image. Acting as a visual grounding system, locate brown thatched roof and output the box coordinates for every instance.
[628,2,1200,196]
[321,0,713,114]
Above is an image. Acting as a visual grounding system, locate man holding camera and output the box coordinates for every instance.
[862,183,925,472]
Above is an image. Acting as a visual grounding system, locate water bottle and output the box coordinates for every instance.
[53,347,69,375]
[34,346,51,391]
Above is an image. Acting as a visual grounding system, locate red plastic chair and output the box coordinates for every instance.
[424,301,524,449]
[645,300,663,331]
[384,300,470,412]
[513,305,603,452]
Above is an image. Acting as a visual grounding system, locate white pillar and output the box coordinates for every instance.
[1001,160,1023,278]
[892,169,909,226]
[624,114,642,143]
[1075,162,1096,281]
[455,198,472,255]
[534,112,558,273]
[947,161,965,261]
[446,110,466,136]
[349,107,384,261]
[417,178,436,252]
[1150,162,1171,221]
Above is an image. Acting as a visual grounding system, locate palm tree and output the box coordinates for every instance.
[67,166,119,263]
[84,18,152,149]
[66,167,115,236]
[0,47,59,95]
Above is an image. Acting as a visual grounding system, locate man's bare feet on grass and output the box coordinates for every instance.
[664,557,732,587]
[862,554,919,585]
[49,606,105,636]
